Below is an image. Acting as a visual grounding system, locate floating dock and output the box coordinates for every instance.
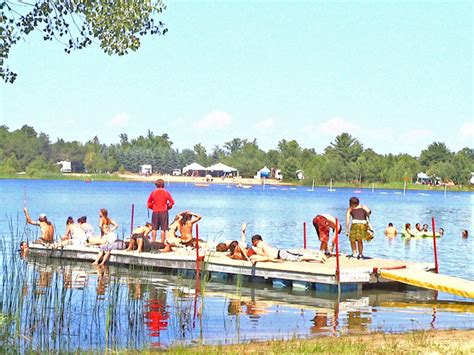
[26,243,449,294]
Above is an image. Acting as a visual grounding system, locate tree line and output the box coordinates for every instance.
[0,125,473,185]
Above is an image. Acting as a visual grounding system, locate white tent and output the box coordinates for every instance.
[255,166,271,178]
[206,163,237,173]
[182,162,207,174]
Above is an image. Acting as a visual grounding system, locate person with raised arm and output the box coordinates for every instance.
[23,207,54,244]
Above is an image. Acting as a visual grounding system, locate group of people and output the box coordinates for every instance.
[22,179,203,265]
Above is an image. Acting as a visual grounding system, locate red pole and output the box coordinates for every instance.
[195,223,200,276]
[303,222,307,249]
[431,217,439,273]
[335,218,340,283]
[130,204,135,235]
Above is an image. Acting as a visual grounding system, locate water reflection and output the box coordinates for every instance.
[1,255,473,352]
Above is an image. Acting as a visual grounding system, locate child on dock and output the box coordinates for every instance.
[23,207,55,245]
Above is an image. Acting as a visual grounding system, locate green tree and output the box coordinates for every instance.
[2,0,167,83]
[419,142,453,169]
[324,133,363,164]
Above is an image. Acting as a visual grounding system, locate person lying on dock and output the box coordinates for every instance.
[54,216,87,248]
[179,211,202,247]
[216,223,248,252]
[251,235,327,263]
[227,240,276,264]
[23,207,55,245]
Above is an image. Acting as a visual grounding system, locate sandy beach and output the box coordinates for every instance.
[115,173,291,186]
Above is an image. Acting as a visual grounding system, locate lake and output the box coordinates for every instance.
[0,178,473,351]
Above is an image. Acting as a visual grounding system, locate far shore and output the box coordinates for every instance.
[2,172,473,191]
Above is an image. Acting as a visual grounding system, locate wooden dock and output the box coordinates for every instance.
[380,268,474,299]
[26,243,443,294]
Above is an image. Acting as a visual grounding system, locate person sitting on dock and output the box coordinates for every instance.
[384,223,398,238]
[179,211,202,247]
[251,235,326,263]
[54,216,87,248]
[92,237,127,266]
[23,207,55,245]
[78,216,95,240]
[312,214,340,255]
[126,223,154,253]
[87,209,119,246]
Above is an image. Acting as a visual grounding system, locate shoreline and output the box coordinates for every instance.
[165,329,474,354]
[1,173,473,192]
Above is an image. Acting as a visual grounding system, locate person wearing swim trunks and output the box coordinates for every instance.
[23,207,55,244]
[127,223,153,252]
[147,179,174,243]
[345,196,371,259]
[312,214,340,255]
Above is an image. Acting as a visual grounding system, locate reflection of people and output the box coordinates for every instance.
[227,299,244,315]
[96,265,110,297]
[384,223,398,238]
[23,207,55,244]
[310,312,328,334]
[147,179,175,243]
[345,197,371,259]
[312,214,339,254]
[144,287,169,338]
[347,310,371,332]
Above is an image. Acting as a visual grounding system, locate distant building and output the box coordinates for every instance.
[139,164,152,176]
[470,172,474,185]
[57,161,72,173]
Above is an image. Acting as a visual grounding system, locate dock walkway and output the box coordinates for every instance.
[27,243,438,293]
[380,268,474,299]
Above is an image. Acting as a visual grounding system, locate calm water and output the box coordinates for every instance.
[0,179,473,351]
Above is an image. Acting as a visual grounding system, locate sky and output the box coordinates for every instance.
[1,0,473,156]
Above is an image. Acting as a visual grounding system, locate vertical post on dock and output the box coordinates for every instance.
[195,223,200,281]
[335,218,341,292]
[303,222,307,249]
[130,204,135,235]
[431,217,439,273]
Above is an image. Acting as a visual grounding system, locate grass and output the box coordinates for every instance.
[160,329,474,354]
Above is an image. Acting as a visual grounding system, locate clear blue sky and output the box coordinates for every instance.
[1,0,472,156]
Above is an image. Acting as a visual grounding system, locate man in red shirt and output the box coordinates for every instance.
[147,179,174,243]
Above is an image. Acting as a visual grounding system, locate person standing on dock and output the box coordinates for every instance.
[312,214,340,255]
[147,179,175,243]
[23,207,55,244]
[345,196,372,259]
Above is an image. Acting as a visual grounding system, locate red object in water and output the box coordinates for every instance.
[432,217,439,273]
[144,299,169,337]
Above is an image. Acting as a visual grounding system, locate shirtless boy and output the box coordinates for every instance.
[23,207,54,244]
[179,211,202,247]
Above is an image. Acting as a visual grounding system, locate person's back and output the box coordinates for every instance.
[384,223,397,238]
[39,221,55,243]
[70,224,87,246]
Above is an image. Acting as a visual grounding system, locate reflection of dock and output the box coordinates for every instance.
[26,244,447,294]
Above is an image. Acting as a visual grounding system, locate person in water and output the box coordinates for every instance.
[345,197,372,259]
[312,214,340,255]
[462,230,469,239]
[438,228,445,237]
[147,179,175,243]
[384,223,398,238]
[23,207,55,244]
[19,241,29,258]
[402,223,415,238]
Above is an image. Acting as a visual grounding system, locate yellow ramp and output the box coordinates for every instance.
[380,268,474,299]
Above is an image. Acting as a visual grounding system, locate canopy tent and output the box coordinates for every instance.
[206,163,237,173]
[417,172,429,179]
[182,162,207,175]
[206,163,238,177]
[255,166,271,178]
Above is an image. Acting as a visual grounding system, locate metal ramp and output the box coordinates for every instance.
[380,268,474,299]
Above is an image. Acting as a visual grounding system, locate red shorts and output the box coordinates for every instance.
[313,215,330,243]
[247,248,256,257]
